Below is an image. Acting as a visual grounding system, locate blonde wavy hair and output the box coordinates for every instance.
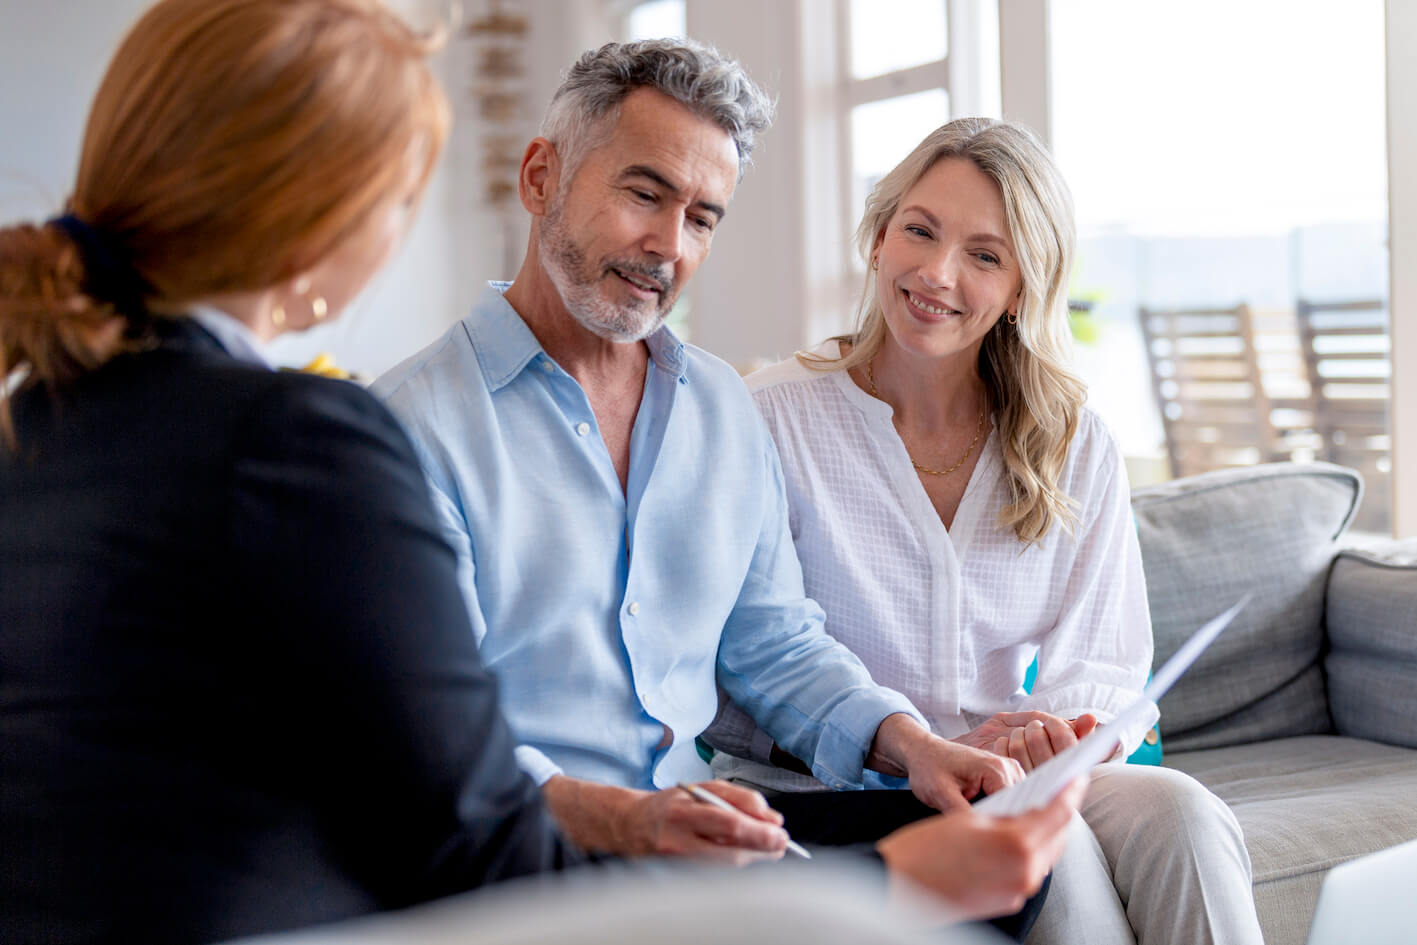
[806,117,1084,545]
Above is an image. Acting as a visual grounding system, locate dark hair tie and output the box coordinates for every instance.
[47,213,152,315]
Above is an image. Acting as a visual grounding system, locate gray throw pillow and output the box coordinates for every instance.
[1131,462,1361,751]
[1325,542,1417,749]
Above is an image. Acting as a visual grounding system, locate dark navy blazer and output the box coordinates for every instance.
[0,319,581,944]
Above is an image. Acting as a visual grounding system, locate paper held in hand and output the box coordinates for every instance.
[973,595,1252,817]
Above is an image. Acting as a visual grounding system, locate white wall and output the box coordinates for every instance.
[686,0,854,371]
[0,1,148,220]
[277,0,619,375]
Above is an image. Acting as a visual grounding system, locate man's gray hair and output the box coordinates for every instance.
[540,39,775,182]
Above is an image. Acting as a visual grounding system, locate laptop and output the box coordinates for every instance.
[1306,838,1417,945]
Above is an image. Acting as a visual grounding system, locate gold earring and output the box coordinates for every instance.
[871,257,879,271]
[311,296,328,321]
[1006,310,1018,325]
[271,304,286,327]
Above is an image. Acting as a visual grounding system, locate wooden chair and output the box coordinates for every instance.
[1295,298,1391,532]
[1139,304,1317,479]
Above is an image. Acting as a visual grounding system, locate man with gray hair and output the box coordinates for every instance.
[375,40,1076,932]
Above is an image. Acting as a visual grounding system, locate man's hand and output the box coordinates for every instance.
[955,711,1100,773]
[542,775,788,865]
[875,776,1087,920]
[866,713,1023,812]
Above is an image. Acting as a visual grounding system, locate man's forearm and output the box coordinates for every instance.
[867,713,1025,812]
[541,775,640,854]
[863,712,932,777]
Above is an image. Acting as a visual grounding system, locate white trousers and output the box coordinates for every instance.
[1026,763,1265,945]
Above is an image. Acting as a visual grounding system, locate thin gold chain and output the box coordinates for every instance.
[866,358,986,477]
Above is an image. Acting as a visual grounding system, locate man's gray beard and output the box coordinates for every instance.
[539,202,671,344]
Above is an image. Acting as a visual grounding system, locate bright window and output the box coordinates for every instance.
[626,0,685,41]
[848,0,947,79]
[842,0,950,271]
[1049,0,1391,532]
[849,88,950,219]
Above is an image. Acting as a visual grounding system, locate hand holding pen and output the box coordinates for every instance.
[678,781,811,859]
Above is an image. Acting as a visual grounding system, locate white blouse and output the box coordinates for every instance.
[711,341,1156,791]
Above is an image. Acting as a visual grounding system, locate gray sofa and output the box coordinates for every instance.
[1131,462,1417,945]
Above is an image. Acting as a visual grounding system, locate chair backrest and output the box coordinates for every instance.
[1295,298,1391,532]
[1139,304,1314,478]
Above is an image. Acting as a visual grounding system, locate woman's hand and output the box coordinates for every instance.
[867,714,1024,811]
[876,776,1088,919]
[955,711,1099,773]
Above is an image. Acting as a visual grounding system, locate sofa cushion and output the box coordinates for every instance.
[1168,735,1417,945]
[1130,463,1360,752]
[1325,541,1417,748]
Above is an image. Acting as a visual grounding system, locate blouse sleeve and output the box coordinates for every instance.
[1025,417,1158,758]
[226,375,583,906]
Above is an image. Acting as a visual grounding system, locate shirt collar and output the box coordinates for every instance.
[469,281,689,391]
[644,319,689,380]
[187,304,272,369]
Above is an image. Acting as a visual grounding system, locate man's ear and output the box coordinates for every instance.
[519,137,561,216]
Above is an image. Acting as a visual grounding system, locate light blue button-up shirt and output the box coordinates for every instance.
[374,284,922,791]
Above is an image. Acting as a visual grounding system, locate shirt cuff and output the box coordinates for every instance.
[809,689,927,791]
[515,744,565,785]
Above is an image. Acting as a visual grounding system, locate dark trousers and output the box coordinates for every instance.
[767,790,1049,942]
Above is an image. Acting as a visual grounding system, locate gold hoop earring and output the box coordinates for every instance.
[271,304,286,328]
[871,257,879,272]
[1006,310,1018,325]
[311,296,328,321]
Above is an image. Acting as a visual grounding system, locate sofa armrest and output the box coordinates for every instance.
[1324,540,1417,748]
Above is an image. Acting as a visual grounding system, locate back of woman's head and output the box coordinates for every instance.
[0,0,450,440]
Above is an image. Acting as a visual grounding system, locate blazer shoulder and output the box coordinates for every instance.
[233,370,417,460]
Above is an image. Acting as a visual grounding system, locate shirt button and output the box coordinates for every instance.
[540,360,554,374]
[575,421,590,436]
[628,601,641,616]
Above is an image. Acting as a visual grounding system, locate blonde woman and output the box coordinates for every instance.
[710,118,1264,945]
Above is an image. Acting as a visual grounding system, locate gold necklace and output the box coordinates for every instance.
[866,359,986,477]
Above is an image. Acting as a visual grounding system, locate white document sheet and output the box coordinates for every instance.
[973,595,1251,817]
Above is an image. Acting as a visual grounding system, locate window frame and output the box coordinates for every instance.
[835,0,999,277]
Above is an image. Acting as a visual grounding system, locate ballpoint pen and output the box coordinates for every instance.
[677,781,812,859]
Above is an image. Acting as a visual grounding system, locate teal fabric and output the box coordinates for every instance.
[1022,655,1162,765]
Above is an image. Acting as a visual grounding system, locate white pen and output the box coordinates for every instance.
[677,781,812,859]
